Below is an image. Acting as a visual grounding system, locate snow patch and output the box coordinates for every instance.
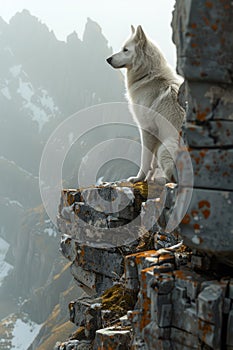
[12,318,41,350]
[0,236,13,286]
[8,200,24,209]
[43,227,57,237]
[7,66,60,132]
[17,82,59,131]
[4,198,23,208]
[1,86,11,100]
[0,237,10,260]
[24,101,49,132]
[40,88,59,112]
[18,78,34,102]
[0,314,42,350]
[0,261,13,286]
[10,65,22,78]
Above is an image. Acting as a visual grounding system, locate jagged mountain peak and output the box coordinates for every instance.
[66,30,81,44]
[83,17,108,47]
[10,9,38,24]
[86,17,102,32]
[9,9,56,40]
[0,16,8,28]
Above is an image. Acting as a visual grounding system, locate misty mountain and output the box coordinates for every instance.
[0,10,126,347]
[0,9,124,175]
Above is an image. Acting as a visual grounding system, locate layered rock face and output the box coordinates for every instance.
[173,0,233,262]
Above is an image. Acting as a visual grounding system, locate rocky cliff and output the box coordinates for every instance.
[53,1,233,349]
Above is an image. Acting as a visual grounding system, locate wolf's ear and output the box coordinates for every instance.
[131,25,135,34]
[135,25,146,43]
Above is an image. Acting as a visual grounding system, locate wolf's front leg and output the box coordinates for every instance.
[128,130,158,183]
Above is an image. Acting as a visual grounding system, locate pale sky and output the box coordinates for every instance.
[0,0,177,66]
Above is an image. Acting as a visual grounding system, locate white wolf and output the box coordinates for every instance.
[106,25,185,183]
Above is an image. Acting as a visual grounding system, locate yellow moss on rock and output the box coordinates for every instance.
[101,284,136,317]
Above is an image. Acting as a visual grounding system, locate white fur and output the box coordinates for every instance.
[107,25,185,182]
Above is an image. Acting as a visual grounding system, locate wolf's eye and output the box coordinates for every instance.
[123,47,128,52]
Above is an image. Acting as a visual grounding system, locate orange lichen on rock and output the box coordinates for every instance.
[198,200,211,209]
[182,213,191,225]
[191,210,199,217]
[205,1,213,8]
[196,111,207,121]
[193,223,200,230]
[202,209,211,219]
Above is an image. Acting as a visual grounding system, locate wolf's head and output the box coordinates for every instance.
[106,25,148,70]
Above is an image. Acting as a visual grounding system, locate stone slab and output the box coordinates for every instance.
[170,328,198,349]
[172,0,233,83]
[198,285,223,325]
[227,310,233,346]
[198,319,221,349]
[177,148,233,190]
[184,82,233,122]
[185,121,233,147]
[94,327,131,350]
[180,188,233,257]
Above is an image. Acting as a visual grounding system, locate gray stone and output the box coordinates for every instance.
[149,284,172,327]
[191,255,211,271]
[185,148,233,190]
[153,263,174,274]
[69,298,102,339]
[198,285,223,325]
[80,186,138,222]
[227,310,233,346]
[183,82,233,122]
[75,244,124,279]
[229,279,233,299]
[152,273,174,295]
[172,287,198,336]
[143,322,171,350]
[170,328,198,349]
[180,188,233,259]
[174,269,203,301]
[171,344,197,350]
[61,214,140,247]
[60,340,92,350]
[120,314,131,327]
[154,230,179,250]
[198,319,221,349]
[141,198,164,232]
[61,204,75,222]
[60,234,77,262]
[185,121,233,147]
[93,327,131,350]
[223,298,231,314]
[127,310,141,337]
[74,202,108,228]
[70,262,97,290]
[172,1,233,83]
